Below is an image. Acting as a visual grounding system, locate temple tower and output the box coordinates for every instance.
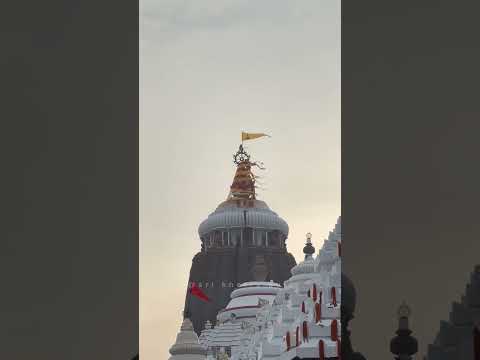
[184,144,296,334]
[168,318,206,360]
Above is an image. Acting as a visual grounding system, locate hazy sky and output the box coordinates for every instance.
[140,1,340,358]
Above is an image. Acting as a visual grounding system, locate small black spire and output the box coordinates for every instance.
[303,232,315,259]
[390,302,418,360]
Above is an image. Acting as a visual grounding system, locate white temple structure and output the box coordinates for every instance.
[199,217,342,360]
[199,281,283,357]
[169,318,207,360]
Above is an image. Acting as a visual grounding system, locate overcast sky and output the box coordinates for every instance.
[140,1,340,358]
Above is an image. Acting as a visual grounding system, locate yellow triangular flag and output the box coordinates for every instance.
[241,132,270,141]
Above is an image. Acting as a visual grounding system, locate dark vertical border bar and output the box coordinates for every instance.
[1,1,138,358]
[343,1,480,359]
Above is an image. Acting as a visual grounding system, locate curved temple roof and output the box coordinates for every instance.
[198,199,289,237]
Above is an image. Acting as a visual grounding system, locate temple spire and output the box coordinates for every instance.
[303,232,315,260]
[228,144,264,201]
[390,302,418,360]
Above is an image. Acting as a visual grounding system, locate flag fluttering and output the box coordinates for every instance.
[241,132,270,142]
[189,282,210,302]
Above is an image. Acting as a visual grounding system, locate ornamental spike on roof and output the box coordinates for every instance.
[228,144,265,201]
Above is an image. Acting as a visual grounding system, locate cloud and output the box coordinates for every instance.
[141,0,339,46]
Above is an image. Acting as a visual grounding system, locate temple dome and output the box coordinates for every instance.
[198,199,289,238]
[290,256,316,276]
